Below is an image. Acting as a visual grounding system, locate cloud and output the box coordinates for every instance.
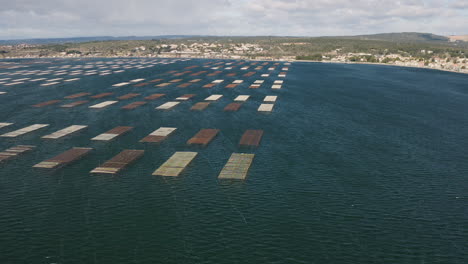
[0,0,466,39]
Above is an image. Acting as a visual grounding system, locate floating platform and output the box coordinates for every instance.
[65,92,90,99]
[243,71,256,77]
[234,95,250,102]
[239,130,263,147]
[204,95,223,101]
[92,126,133,141]
[272,85,282,89]
[258,103,274,112]
[218,153,255,180]
[189,79,202,82]
[90,92,113,99]
[156,83,171,87]
[212,80,224,84]
[207,71,221,76]
[144,93,165,100]
[89,101,118,109]
[133,82,149,87]
[42,125,87,139]
[152,151,198,176]
[90,149,144,174]
[112,82,130,87]
[140,127,177,143]
[156,101,180,110]
[61,100,89,108]
[170,79,183,83]
[187,129,219,146]
[33,100,61,108]
[203,83,216,88]
[177,83,192,88]
[34,147,92,169]
[148,78,163,83]
[121,101,146,109]
[176,94,196,100]
[40,82,60,86]
[0,145,35,163]
[264,96,278,102]
[249,84,261,89]
[1,124,49,137]
[225,84,238,88]
[224,103,242,112]
[117,93,140,100]
[190,71,206,76]
[191,102,210,111]
[0,123,13,129]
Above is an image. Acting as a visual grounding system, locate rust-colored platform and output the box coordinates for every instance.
[239,130,264,147]
[187,129,219,146]
[90,149,144,174]
[224,103,242,112]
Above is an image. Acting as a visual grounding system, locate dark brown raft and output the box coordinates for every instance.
[90,92,114,99]
[144,93,165,100]
[239,130,264,147]
[225,84,238,88]
[133,82,149,87]
[64,92,90,99]
[202,83,216,88]
[191,102,210,111]
[121,101,146,110]
[33,100,61,107]
[117,93,140,100]
[190,71,207,76]
[33,147,92,169]
[90,149,144,174]
[187,129,219,146]
[224,103,242,112]
[177,83,192,88]
[148,78,163,83]
[207,71,222,76]
[243,71,256,77]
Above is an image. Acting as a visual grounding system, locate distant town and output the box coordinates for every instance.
[1,33,467,74]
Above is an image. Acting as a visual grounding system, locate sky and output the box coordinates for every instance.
[1,0,467,39]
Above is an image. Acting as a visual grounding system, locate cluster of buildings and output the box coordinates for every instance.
[1,41,467,74]
[327,52,468,74]
[157,42,264,58]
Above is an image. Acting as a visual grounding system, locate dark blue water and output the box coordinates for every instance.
[0,59,467,264]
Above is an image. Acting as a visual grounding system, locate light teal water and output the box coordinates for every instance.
[0,58,467,264]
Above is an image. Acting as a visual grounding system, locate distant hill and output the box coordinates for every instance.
[338,32,450,43]
[448,35,468,42]
[0,32,460,46]
[0,35,202,45]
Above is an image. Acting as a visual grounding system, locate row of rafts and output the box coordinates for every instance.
[0,128,263,179]
[0,147,255,179]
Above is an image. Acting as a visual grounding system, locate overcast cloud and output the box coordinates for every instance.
[0,0,467,39]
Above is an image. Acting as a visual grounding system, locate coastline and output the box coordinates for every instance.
[294,60,468,75]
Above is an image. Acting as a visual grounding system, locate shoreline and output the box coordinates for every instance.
[1,55,467,76]
[294,60,468,75]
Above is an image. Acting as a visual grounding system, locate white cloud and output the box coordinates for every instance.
[0,0,466,39]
